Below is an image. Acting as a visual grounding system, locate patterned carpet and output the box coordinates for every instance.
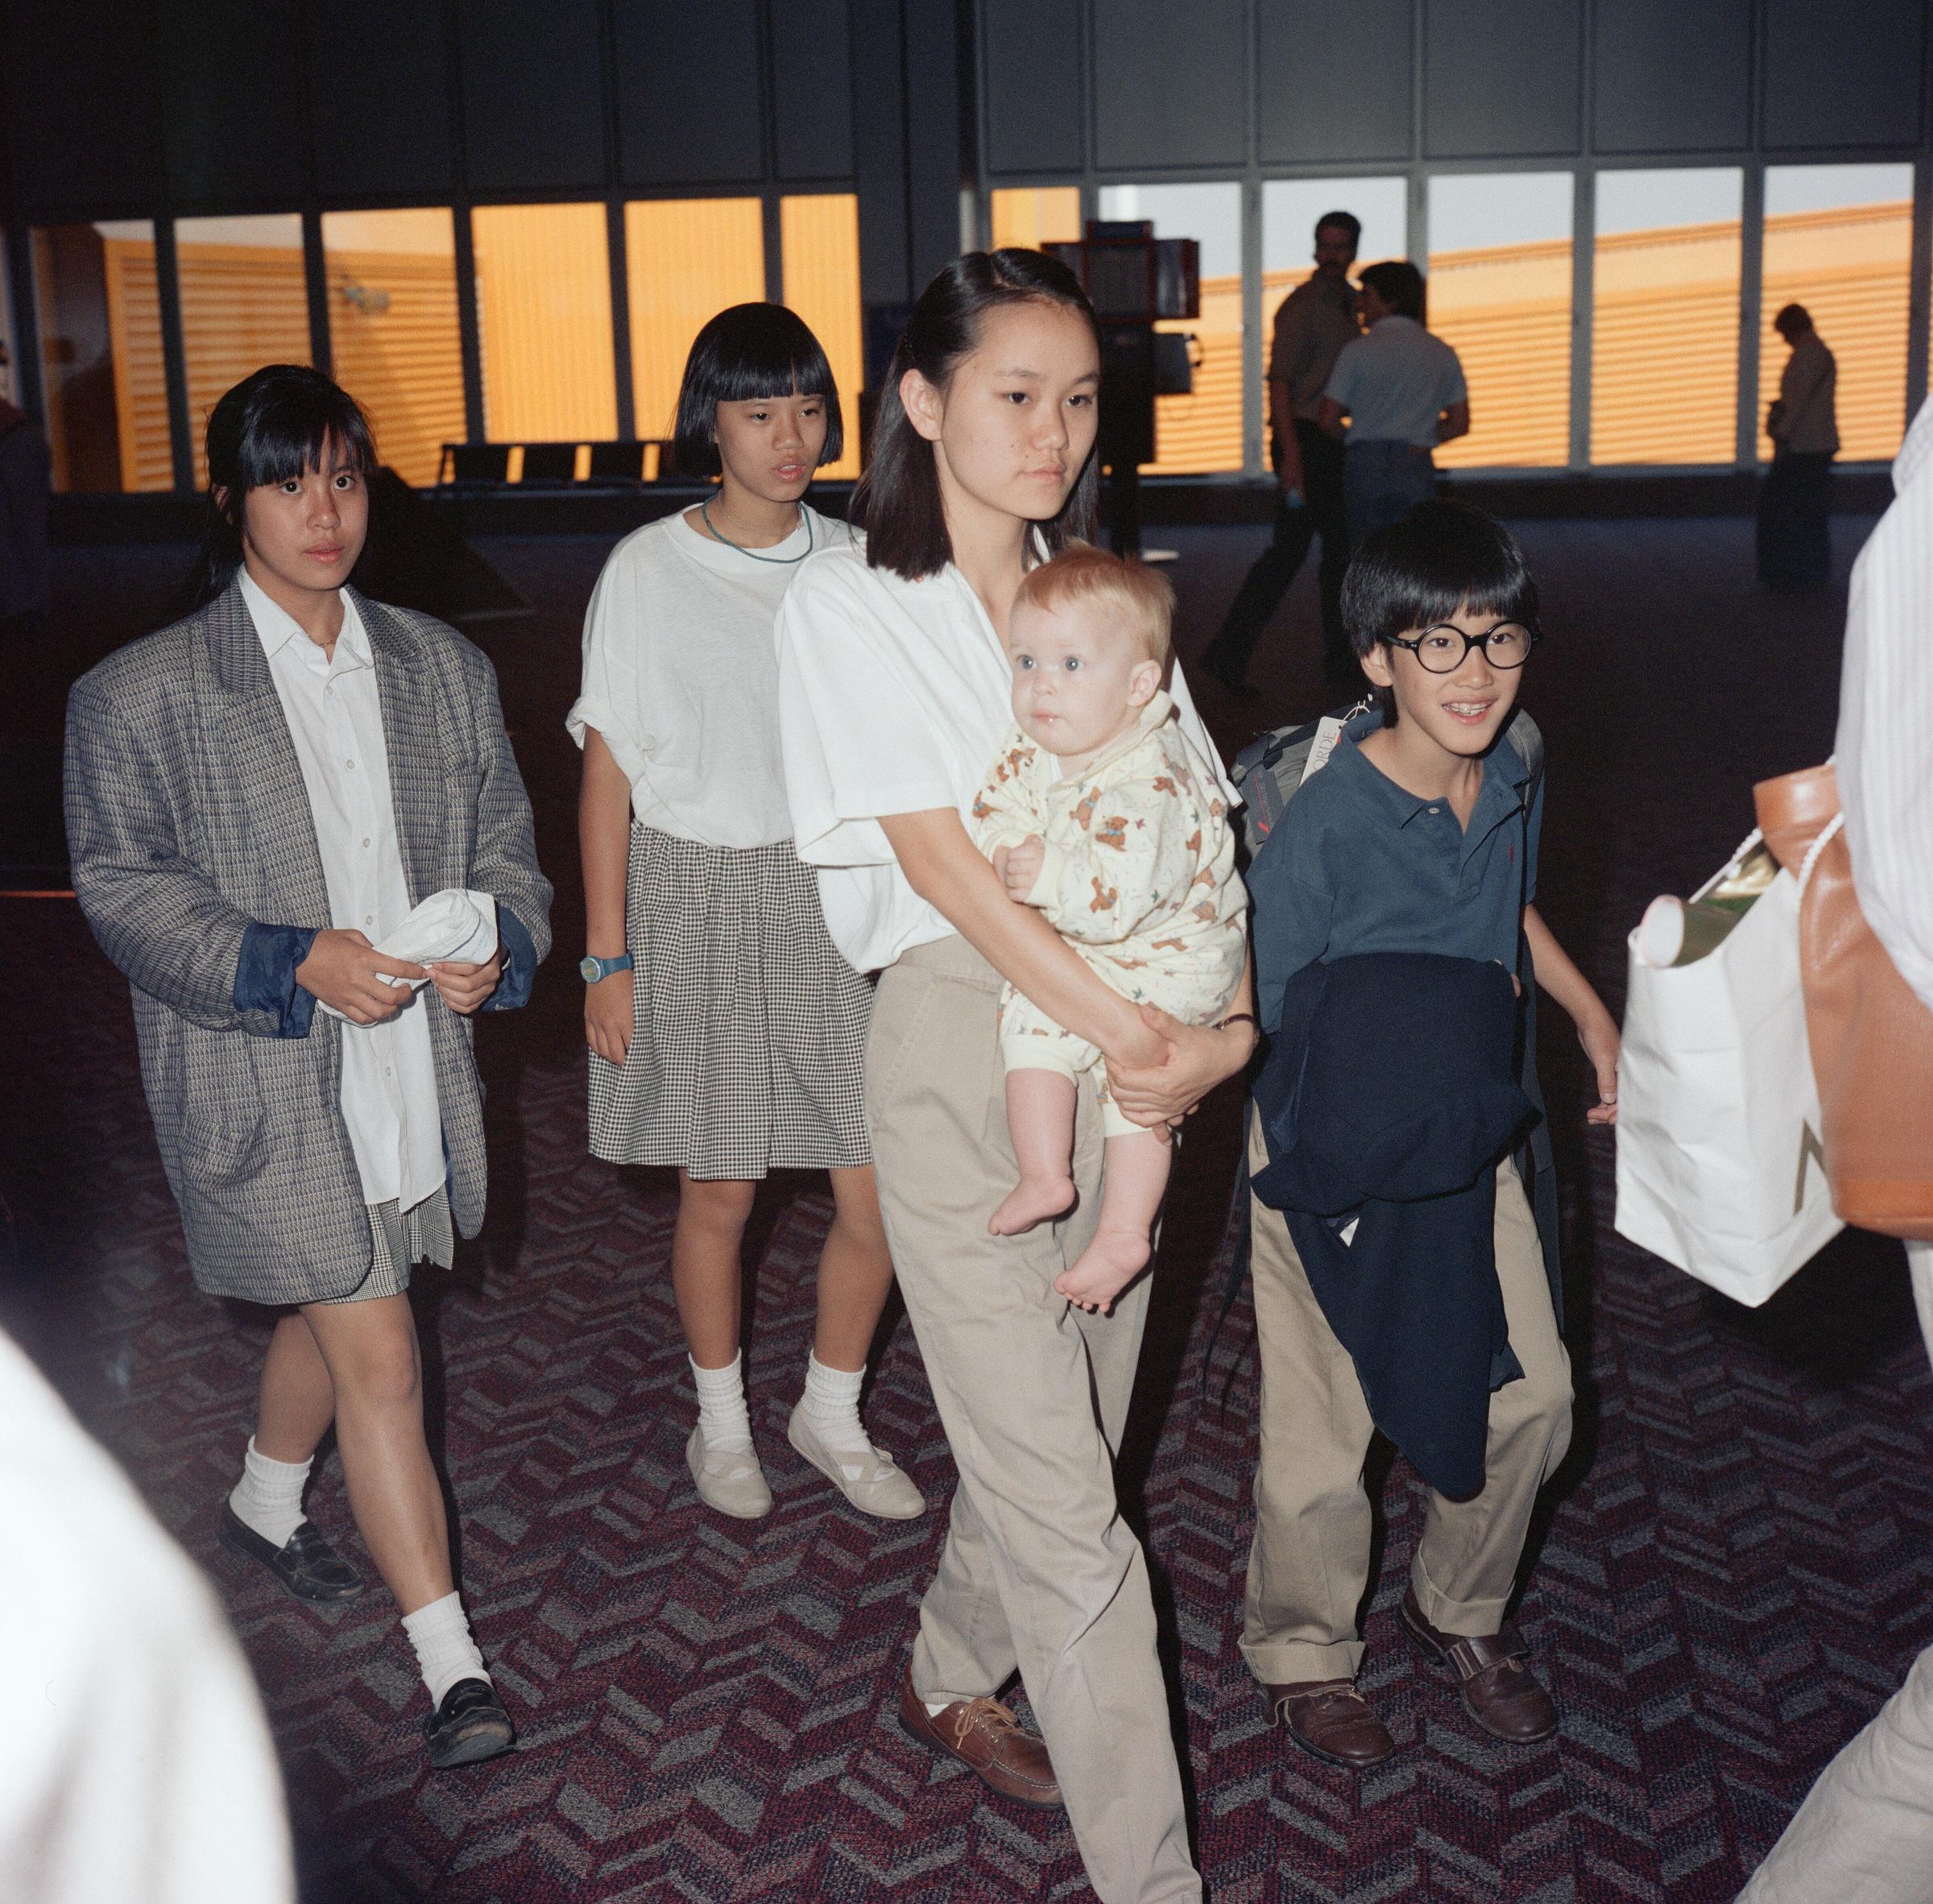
[3,514,1928,1902]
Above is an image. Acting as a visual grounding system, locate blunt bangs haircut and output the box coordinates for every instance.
[1014,541,1173,668]
[1358,259,1426,321]
[181,364,378,612]
[1342,499,1538,663]
[851,249,1102,581]
[672,303,843,478]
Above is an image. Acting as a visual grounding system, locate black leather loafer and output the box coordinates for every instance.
[217,1502,366,1603]
[423,1677,515,1769]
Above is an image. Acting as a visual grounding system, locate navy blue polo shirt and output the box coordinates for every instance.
[1248,710,1541,1034]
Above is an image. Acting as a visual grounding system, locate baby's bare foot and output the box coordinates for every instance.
[1053,1230,1153,1314]
[989,1174,1077,1236]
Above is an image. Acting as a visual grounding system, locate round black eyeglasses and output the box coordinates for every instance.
[1387,621,1540,674]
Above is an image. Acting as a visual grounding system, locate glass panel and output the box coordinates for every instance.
[1427,173,1573,468]
[780,193,863,480]
[176,214,311,484]
[29,220,172,491]
[1260,178,1406,441]
[319,209,464,489]
[1592,169,1743,466]
[470,202,617,444]
[1761,163,1912,462]
[625,197,765,443]
[1095,182,1244,473]
[991,187,1082,251]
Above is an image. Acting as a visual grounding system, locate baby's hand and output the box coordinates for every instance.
[1003,835,1046,902]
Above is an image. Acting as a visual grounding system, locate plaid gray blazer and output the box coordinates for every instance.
[64,579,553,1305]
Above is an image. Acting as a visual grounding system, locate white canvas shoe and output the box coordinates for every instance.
[786,1401,926,1520]
[685,1426,772,1520]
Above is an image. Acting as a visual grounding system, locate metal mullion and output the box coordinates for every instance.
[301,209,331,378]
[453,205,486,445]
[154,221,196,491]
[607,198,635,442]
[1906,152,1931,426]
[4,220,46,429]
[1736,163,1765,470]
[1241,173,1263,475]
[1568,168,1593,471]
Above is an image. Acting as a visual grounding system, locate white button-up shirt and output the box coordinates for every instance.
[243,572,445,1211]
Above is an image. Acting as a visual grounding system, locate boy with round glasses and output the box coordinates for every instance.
[1239,498,1619,1769]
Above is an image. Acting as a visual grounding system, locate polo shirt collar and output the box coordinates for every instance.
[1334,707,1529,837]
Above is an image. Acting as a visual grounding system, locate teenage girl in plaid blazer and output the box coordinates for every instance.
[64,366,551,1769]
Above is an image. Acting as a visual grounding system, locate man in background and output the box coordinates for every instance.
[1756,304,1838,591]
[1202,211,1361,695]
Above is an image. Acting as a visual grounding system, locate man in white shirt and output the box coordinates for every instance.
[1736,394,1933,1903]
[1318,260,1469,549]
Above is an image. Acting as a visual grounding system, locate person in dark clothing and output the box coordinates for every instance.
[1238,499,1619,1774]
[1201,212,1361,695]
[0,350,53,642]
[1756,303,1838,591]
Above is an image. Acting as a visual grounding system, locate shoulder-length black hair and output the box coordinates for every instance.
[851,249,1101,581]
[180,363,379,612]
[672,303,843,478]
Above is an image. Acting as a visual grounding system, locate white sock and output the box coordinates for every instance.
[402,1591,489,1708]
[801,1351,872,1455]
[691,1351,752,1453]
[228,1436,311,1547]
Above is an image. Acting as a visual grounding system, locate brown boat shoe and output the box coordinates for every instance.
[1264,1678,1397,1769]
[896,1666,1063,1808]
[1400,1586,1558,1744]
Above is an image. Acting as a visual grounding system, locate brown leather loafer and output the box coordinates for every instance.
[897,1666,1063,1808]
[1265,1678,1397,1769]
[1400,1587,1557,1743]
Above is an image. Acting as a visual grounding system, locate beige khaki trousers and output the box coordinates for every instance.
[867,935,1200,1904]
[1241,1106,1573,1687]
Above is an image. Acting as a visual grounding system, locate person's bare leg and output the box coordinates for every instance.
[989,1070,1080,1236]
[672,1173,758,1368]
[813,1165,896,1372]
[299,1293,451,1615]
[253,1312,337,1463]
[1053,1128,1171,1314]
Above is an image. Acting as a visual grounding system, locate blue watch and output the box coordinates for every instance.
[579,951,635,983]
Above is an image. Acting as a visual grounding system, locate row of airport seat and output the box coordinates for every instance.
[434,439,690,488]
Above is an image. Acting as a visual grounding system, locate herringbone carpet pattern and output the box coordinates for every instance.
[4,516,1928,1902]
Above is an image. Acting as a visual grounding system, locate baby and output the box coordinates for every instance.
[971,544,1248,1313]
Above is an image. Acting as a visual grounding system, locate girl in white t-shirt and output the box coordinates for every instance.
[775,252,1255,1901]
[569,304,921,1525]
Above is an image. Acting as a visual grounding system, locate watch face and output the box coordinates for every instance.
[579,956,602,983]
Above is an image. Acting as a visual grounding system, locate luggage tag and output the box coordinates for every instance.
[1300,715,1347,788]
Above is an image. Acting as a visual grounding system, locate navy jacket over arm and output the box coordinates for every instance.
[1252,953,1539,1497]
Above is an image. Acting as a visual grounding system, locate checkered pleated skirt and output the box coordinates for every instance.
[315,1185,456,1305]
[586,825,873,1179]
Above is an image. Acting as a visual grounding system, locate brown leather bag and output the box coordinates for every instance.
[1754,763,1933,1240]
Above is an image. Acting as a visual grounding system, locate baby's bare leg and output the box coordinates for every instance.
[989,1068,1080,1235]
[1053,1128,1171,1314]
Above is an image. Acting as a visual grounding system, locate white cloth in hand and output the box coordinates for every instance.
[320,888,499,1020]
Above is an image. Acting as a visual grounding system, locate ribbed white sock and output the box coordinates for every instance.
[801,1351,871,1455]
[402,1591,489,1708]
[228,1436,311,1547]
[691,1351,752,1453]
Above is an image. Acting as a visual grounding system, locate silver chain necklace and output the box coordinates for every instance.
[699,495,813,565]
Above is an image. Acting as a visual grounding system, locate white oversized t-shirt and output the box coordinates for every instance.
[569,504,846,850]
[775,539,1236,974]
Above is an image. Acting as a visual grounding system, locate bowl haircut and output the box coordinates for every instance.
[1342,497,1538,664]
[671,302,844,478]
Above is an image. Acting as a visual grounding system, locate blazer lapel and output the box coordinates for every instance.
[358,591,441,907]
[206,579,334,924]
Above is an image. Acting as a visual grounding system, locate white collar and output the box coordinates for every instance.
[241,569,370,670]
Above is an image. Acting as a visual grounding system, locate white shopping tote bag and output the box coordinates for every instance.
[1615,830,1843,1306]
